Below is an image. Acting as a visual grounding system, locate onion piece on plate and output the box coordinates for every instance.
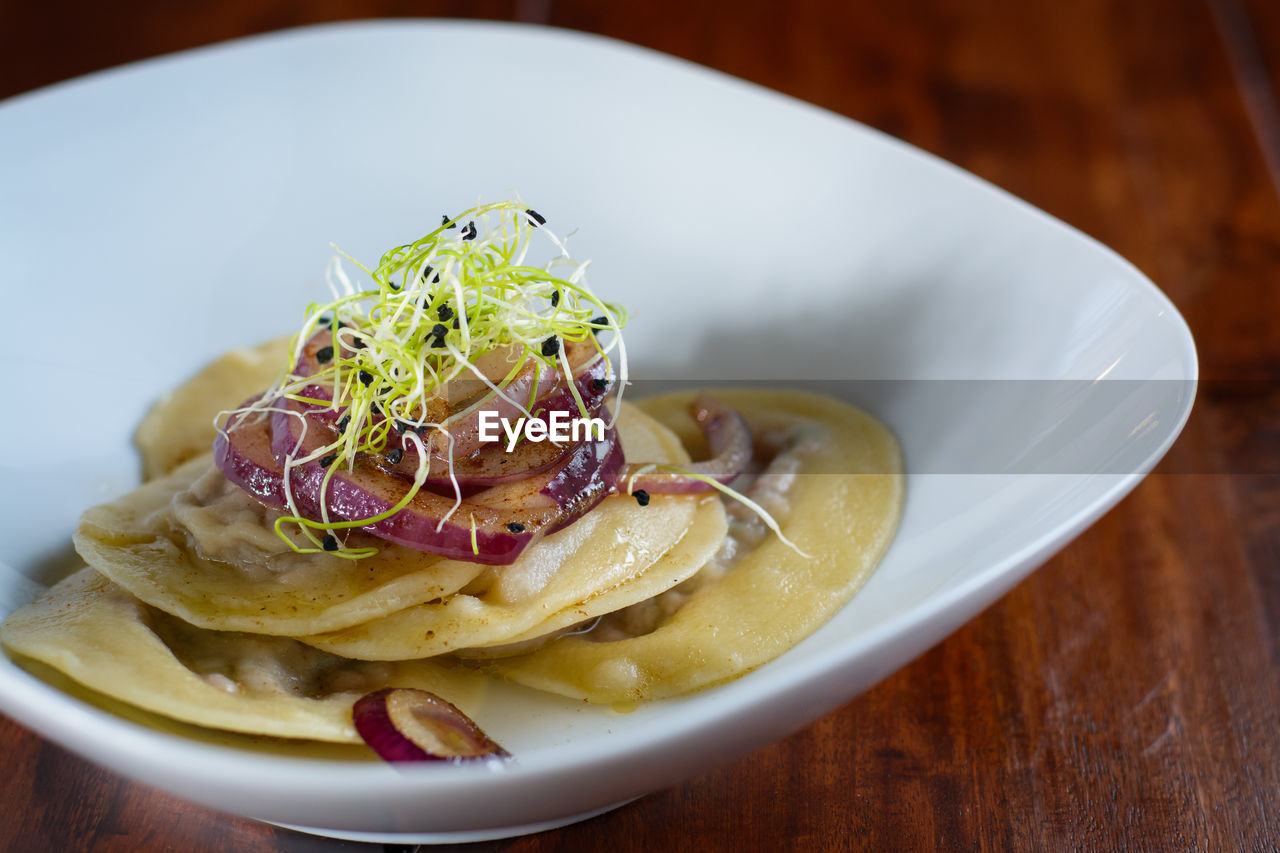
[353,688,509,763]
[621,394,753,494]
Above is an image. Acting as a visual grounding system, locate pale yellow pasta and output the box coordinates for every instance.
[459,493,729,658]
[135,338,291,480]
[487,390,903,703]
[76,402,704,643]
[0,568,490,742]
[75,455,488,635]
[301,494,726,659]
[1,349,903,739]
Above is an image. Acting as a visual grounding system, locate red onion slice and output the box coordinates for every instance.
[621,394,753,494]
[292,331,610,461]
[213,402,289,507]
[353,688,509,763]
[371,360,613,489]
[541,418,627,533]
[216,407,540,563]
[436,345,604,459]
[375,422,583,494]
[251,399,621,563]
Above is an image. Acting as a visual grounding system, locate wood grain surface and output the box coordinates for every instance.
[1,1,1277,850]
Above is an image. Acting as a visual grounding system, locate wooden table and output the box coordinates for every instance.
[2,1,1276,849]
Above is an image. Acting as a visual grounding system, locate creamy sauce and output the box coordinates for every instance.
[144,604,350,699]
[169,465,298,577]
[168,463,391,582]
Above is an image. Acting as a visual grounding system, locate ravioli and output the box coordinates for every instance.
[74,456,488,635]
[76,400,713,650]
[1,360,901,744]
[301,494,727,659]
[489,390,903,703]
[457,492,729,658]
[0,568,489,742]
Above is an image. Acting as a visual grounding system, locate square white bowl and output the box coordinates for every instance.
[0,20,1195,843]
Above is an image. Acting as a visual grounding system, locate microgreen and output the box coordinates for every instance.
[624,463,810,558]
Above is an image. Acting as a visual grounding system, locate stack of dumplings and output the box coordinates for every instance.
[1,341,902,749]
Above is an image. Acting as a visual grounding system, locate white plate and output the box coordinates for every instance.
[0,20,1196,843]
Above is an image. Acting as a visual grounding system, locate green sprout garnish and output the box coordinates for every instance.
[228,199,628,558]
[622,464,811,558]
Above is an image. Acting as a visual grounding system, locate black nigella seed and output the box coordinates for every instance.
[386,448,403,464]
[452,315,460,329]
[437,304,454,322]
[525,208,546,226]
[507,522,526,533]
[442,214,456,229]
[541,336,560,357]
[395,420,411,434]
[591,377,608,393]
[633,489,651,507]
[352,337,367,350]
[420,265,440,283]
[461,221,477,241]
[319,454,337,467]
[315,345,334,364]
[337,415,351,433]
[590,316,607,333]
[430,335,448,349]
[431,323,448,339]
[359,370,373,386]
[388,280,401,291]
[550,290,560,308]
[370,401,382,416]
[322,535,339,552]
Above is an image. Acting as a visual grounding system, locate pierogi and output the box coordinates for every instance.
[1,343,902,749]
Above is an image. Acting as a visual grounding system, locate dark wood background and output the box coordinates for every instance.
[1,1,1277,850]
